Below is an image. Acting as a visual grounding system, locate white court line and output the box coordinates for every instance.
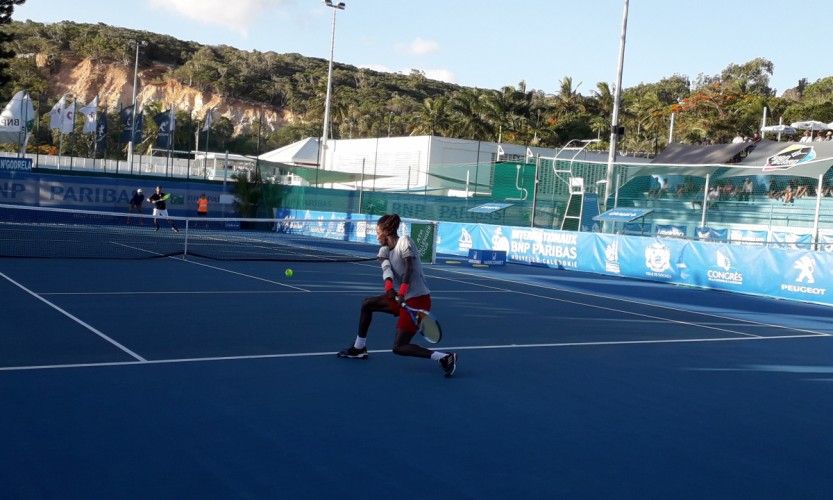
[0,271,146,362]
[0,333,828,372]
[424,265,831,337]
[38,289,510,296]
[111,242,311,292]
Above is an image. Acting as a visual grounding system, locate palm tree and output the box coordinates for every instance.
[411,96,451,136]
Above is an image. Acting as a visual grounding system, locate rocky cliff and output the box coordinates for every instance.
[40,56,287,134]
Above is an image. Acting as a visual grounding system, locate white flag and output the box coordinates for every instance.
[202,107,213,131]
[169,107,176,135]
[0,90,36,145]
[60,100,76,135]
[49,96,67,131]
[496,144,505,159]
[78,96,98,134]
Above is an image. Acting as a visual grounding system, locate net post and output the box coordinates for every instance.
[183,218,189,258]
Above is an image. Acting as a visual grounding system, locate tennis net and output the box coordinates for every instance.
[0,203,383,261]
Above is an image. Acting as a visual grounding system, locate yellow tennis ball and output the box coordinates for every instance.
[284,268,294,278]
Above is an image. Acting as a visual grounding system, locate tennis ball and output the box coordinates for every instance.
[284,268,294,278]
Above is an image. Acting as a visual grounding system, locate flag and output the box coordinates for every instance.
[134,111,144,144]
[49,96,67,131]
[0,90,35,146]
[120,105,134,142]
[202,107,213,131]
[154,108,173,148]
[95,112,108,153]
[60,100,76,135]
[77,96,99,134]
[496,144,505,160]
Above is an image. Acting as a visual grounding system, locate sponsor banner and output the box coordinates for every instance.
[656,224,687,238]
[618,236,689,282]
[677,242,758,292]
[0,157,32,171]
[770,231,813,250]
[587,233,622,275]
[0,170,229,214]
[819,233,833,253]
[696,226,728,242]
[765,250,831,302]
[763,144,816,172]
[730,229,768,246]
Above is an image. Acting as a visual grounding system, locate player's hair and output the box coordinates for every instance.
[377,214,401,236]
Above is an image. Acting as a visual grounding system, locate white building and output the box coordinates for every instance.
[259,135,562,195]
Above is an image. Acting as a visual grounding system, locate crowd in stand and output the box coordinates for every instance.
[799,130,833,143]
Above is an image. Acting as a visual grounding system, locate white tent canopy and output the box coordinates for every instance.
[258,137,320,166]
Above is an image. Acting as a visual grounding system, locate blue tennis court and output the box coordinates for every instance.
[2,252,833,498]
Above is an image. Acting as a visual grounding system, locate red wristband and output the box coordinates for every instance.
[398,283,409,297]
[384,279,393,291]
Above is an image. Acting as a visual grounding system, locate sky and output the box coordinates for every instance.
[13,0,833,96]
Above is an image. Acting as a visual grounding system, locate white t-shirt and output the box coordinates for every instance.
[386,235,430,299]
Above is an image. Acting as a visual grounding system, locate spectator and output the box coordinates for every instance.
[127,188,145,225]
[738,177,753,201]
[826,131,833,141]
[799,131,812,143]
[768,179,780,199]
[782,180,796,204]
[196,193,209,227]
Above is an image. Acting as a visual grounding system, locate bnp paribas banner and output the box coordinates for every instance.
[436,222,581,269]
[0,170,229,214]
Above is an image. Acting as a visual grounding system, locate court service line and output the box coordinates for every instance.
[0,271,146,362]
[112,242,310,292]
[0,333,828,372]
[426,266,831,337]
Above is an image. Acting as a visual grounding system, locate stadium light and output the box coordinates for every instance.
[127,40,148,172]
[320,0,346,172]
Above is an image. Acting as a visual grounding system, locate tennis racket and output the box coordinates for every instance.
[399,301,442,344]
[147,193,171,203]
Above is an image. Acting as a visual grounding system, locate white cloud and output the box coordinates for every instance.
[359,64,393,73]
[403,37,440,55]
[148,0,285,36]
[359,64,457,85]
[423,69,456,84]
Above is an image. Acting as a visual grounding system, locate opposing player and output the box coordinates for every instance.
[147,185,179,232]
[338,214,457,377]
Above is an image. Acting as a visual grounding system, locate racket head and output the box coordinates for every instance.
[161,193,171,201]
[415,310,442,344]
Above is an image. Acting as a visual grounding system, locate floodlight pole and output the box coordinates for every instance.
[603,0,629,216]
[320,0,345,173]
[127,40,147,172]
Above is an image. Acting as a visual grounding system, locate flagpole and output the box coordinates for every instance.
[92,108,99,170]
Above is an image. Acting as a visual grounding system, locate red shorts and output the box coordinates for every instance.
[388,294,431,333]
